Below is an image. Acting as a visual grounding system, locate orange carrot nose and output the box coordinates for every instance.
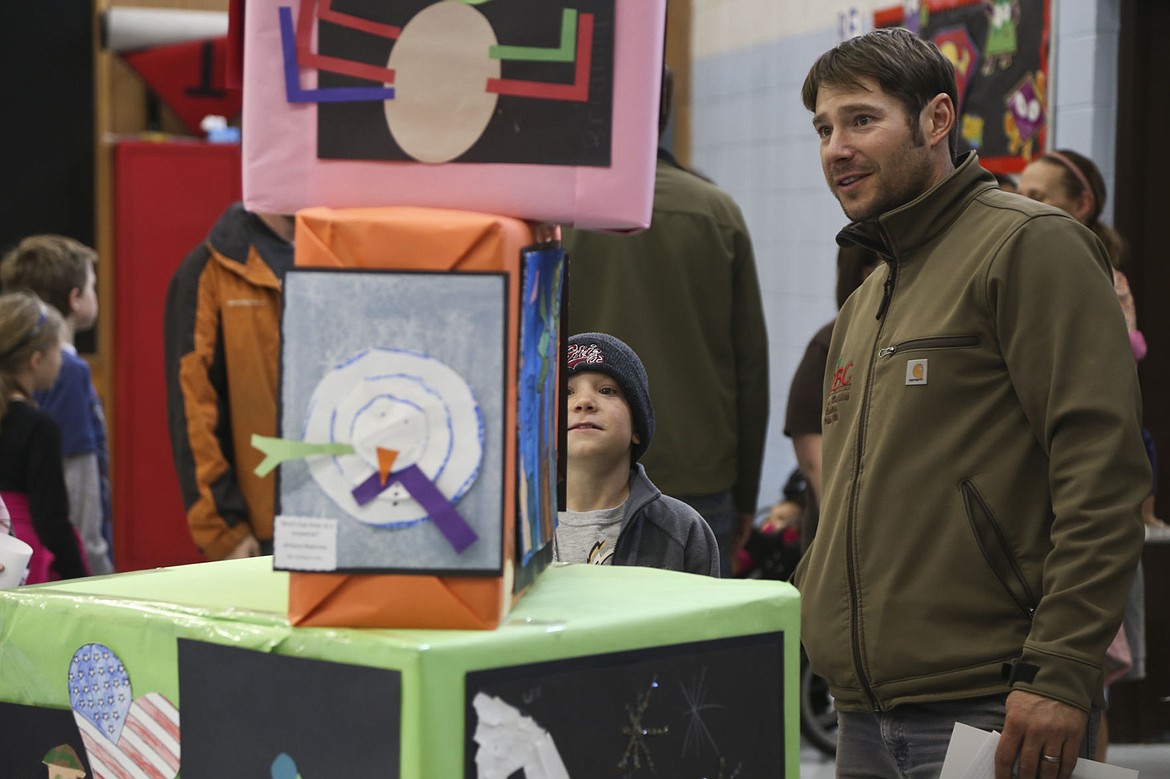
[377,448,399,486]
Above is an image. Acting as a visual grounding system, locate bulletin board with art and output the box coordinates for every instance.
[875,0,1051,173]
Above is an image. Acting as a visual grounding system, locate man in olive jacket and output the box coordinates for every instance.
[794,29,1148,778]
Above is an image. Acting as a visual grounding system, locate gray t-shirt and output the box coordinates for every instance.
[554,502,626,565]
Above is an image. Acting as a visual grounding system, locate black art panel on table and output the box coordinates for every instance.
[465,633,785,778]
[178,639,402,778]
[0,702,92,779]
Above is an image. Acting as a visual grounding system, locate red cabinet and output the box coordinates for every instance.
[112,139,241,571]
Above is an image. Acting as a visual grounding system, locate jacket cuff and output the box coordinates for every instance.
[200,522,252,562]
[1006,648,1102,712]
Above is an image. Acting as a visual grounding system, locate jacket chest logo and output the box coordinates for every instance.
[905,358,928,385]
[824,358,854,427]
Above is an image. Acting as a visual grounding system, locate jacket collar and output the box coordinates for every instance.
[837,152,997,261]
[207,202,294,290]
[622,463,660,530]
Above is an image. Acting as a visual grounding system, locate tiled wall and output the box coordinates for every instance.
[689,0,1121,508]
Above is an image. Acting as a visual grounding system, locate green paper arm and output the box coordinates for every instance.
[490,9,577,62]
[251,434,355,477]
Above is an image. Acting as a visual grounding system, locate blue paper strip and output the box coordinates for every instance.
[279,6,396,104]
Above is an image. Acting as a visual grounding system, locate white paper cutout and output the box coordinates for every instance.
[302,347,484,525]
[472,692,570,779]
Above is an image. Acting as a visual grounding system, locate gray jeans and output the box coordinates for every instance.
[836,695,1099,778]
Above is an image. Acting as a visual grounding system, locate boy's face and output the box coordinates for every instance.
[72,263,98,331]
[567,371,639,467]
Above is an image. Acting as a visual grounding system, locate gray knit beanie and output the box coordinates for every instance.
[566,332,655,462]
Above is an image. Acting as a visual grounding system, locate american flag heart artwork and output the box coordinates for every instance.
[68,643,181,778]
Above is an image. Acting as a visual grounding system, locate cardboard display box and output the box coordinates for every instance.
[0,559,800,777]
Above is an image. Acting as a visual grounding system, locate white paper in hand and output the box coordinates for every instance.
[941,722,1139,779]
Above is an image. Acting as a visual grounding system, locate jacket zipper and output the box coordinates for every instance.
[877,335,980,358]
[961,480,1039,619]
[850,244,897,712]
[875,260,897,320]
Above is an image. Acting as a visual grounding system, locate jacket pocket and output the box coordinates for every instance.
[878,334,979,359]
[960,479,1038,620]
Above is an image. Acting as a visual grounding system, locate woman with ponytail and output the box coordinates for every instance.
[0,292,87,582]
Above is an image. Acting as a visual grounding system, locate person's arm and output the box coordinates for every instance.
[990,217,1148,773]
[62,453,113,574]
[27,416,88,579]
[1113,269,1148,361]
[683,509,722,578]
[164,246,256,560]
[785,322,831,548]
[792,433,823,504]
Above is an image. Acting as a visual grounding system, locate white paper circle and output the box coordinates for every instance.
[384,1,500,163]
[303,348,483,526]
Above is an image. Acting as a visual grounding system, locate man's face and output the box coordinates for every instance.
[812,77,939,222]
[566,371,638,466]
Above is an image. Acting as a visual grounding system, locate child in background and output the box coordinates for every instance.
[558,332,719,576]
[0,235,112,574]
[0,292,88,581]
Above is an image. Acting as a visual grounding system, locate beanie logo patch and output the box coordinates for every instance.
[567,343,604,370]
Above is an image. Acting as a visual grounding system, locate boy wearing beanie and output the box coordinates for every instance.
[557,332,719,576]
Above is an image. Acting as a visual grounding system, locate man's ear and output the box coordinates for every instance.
[923,93,955,149]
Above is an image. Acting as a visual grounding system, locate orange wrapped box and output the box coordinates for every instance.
[273,207,562,628]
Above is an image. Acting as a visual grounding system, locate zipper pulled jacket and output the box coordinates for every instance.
[164,204,293,560]
[794,153,1148,713]
[611,464,720,577]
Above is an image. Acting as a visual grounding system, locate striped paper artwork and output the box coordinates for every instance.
[68,643,181,778]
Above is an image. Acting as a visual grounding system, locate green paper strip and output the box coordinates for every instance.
[251,434,355,477]
[490,9,577,62]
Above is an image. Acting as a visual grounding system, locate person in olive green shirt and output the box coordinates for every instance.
[562,67,769,577]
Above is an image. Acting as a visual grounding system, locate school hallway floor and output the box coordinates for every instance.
[798,737,1170,777]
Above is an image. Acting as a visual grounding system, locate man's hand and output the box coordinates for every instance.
[224,534,261,560]
[995,690,1087,779]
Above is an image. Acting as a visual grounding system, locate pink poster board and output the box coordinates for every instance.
[243,0,665,230]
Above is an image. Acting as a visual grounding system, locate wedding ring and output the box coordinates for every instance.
[1041,753,1061,764]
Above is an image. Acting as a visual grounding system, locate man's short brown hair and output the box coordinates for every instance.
[802,28,959,159]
